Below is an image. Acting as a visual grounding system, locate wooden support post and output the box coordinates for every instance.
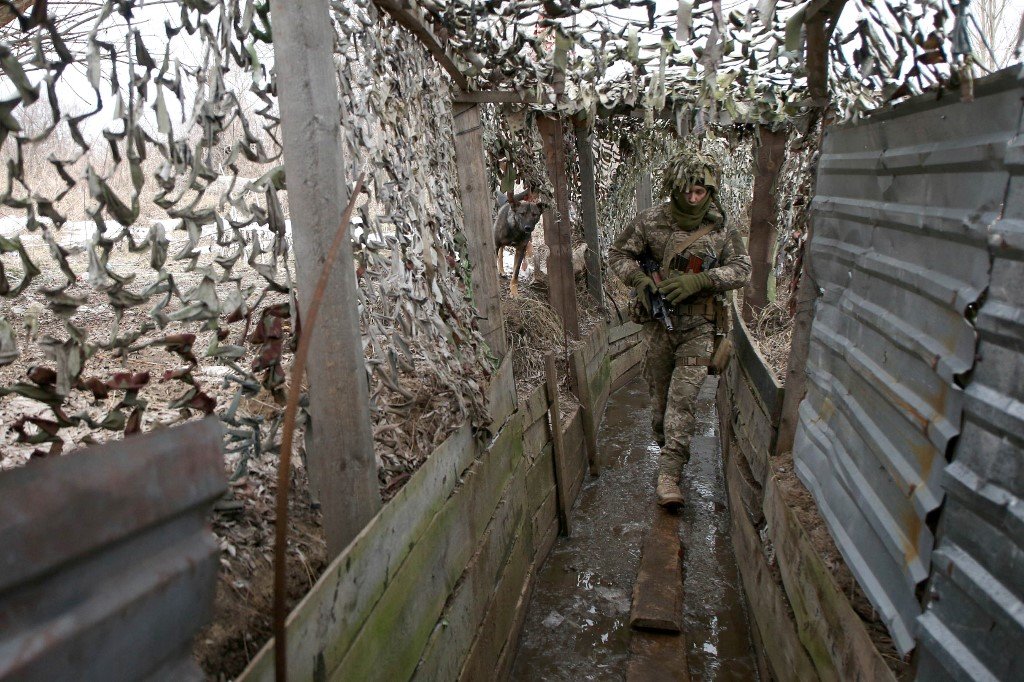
[635,172,653,213]
[545,353,571,537]
[743,125,788,324]
[774,252,818,455]
[453,102,507,357]
[573,121,605,308]
[538,115,580,339]
[270,0,380,558]
[805,1,845,107]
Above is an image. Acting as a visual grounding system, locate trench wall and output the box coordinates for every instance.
[717,302,897,681]
[239,316,644,681]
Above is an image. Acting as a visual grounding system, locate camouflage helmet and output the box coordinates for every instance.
[660,149,721,196]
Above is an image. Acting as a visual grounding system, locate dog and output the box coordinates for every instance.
[494,190,543,297]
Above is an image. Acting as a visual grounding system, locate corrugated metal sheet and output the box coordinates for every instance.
[792,70,1023,654]
[0,418,225,681]
[916,70,1024,681]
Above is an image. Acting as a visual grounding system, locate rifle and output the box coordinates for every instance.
[638,248,674,331]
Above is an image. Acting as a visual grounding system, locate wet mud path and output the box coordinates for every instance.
[510,377,758,680]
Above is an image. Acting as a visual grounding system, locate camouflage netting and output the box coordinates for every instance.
[0,0,491,480]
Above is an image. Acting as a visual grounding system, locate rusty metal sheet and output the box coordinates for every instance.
[915,71,1024,681]
[792,69,1023,654]
[0,418,225,681]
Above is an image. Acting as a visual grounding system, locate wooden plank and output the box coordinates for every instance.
[240,423,477,681]
[525,444,556,519]
[574,122,604,306]
[612,359,645,393]
[538,115,580,338]
[609,333,644,359]
[374,0,469,90]
[571,343,601,476]
[335,418,524,680]
[411,441,529,682]
[727,441,765,528]
[546,354,571,536]
[609,321,643,344]
[522,381,551,427]
[611,343,647,390]
[726,447,817,682]
[271,0,379,557]
[764,475,896,681]
[488,354,517,428]
[453,102,506,356]
[492,517,560,681]
[458,516,534,681]
[523,414,552,459]
[627,631,690,682]
[561,407,585,487]
[733,415,770,487]
[731,301,784,422]
[579,323,608,368]
[630,510,684,632]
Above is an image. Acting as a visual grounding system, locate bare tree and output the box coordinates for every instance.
[970,0,1018,69]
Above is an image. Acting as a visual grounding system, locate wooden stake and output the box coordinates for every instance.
[545,353,571,536]
[571,350,601,476]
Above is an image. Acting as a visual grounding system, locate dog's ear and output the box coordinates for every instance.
[507,190,518,206]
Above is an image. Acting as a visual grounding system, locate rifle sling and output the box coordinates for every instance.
[662,222,716,270]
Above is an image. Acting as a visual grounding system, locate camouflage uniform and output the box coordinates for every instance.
[609,203,751,480]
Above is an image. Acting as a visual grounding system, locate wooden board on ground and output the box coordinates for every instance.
[627,630,690,682]
[630,509,684,632]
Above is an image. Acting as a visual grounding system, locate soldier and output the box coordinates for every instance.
[608,150,751,509]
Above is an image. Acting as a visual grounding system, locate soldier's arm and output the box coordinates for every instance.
[607,215,647,284]
[706,225,752,292]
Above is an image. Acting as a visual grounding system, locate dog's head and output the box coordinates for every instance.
[507,190,543,236]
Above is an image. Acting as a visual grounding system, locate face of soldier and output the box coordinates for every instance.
[683,184,709,205]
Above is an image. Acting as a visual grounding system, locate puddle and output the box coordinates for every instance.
[510,377,758,680]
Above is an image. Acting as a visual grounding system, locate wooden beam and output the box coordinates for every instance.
[374,0,469,91]
[743,125,788,324]
[573,121,605,307]
[537,115,580,339]
[452,102,507,357]
[270,0,380,558]
[630,509,684,632]
[805,1,846,107]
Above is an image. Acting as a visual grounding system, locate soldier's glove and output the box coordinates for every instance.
[626,271,657,314]
[658,272,713,305]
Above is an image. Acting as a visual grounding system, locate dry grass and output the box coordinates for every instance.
[746,290,794,382]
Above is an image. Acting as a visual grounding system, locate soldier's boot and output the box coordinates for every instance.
[656,474,684,510]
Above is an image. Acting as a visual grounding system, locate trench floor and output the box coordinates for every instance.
[510,376,759,681]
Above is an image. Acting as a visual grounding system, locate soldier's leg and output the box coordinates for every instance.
[643,324,675,447]
[658,330,714,481]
